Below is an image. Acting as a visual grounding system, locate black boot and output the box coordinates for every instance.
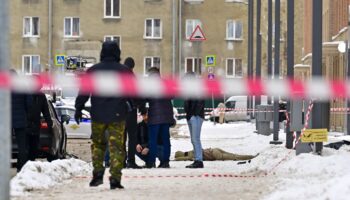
[110,177,124,189]
[89,170,104,187]
[125,161,142,169]
[186,161,204,169]
[145,162,156,168]
[158,161,170,168]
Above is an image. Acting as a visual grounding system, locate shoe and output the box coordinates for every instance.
[186,161,204,169]
[110,177,124,189]
[145,162,156,168]
[104,161,110,168]
[89,170,104,187]
[125,162,142,169]
[158,161,170,168]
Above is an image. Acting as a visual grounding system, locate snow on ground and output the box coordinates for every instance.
[10,120,350,200]
[11,159,91,197]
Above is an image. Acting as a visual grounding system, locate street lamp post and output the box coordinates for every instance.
[311,0,324,154]
[286,0,295,149]
[270,0,283,145]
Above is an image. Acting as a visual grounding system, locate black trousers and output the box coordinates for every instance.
[27,128,40,161]
[124,109,138,163]
[14,128,28,172]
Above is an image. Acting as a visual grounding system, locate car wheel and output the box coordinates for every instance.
[47,152,59,162]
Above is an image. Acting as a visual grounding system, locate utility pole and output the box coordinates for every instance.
[256,0,262,103]
[268,0,273,105]
[286,0,295,149]
[172,0,177,77]
[271,0,283,145]
[311,0,324,153]
[248,0,254,119]
[0,0,11,199]
[255,0,261,131]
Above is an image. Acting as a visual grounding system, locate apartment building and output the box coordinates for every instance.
[9,0,303,82]
[10,0,175,76]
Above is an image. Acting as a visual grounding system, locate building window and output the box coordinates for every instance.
[144,19,162,39]
[104,0,121,18]
[225,0,248,3]
[104,35,121,48]
[22,55,40,74]
[226,58,243,78]
[144,57,161,76]
[23,17,39,37]
[226,20,243,40]
[186,19,202,39]
[184,0,204,3]
[64,17,80,37]
[185,57,202,75]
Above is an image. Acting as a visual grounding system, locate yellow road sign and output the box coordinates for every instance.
[301,129,328,143]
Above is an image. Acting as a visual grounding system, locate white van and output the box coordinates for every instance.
[210,96,268,123]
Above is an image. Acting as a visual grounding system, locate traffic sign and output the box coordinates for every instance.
[205,55,216,67]
[55,55,66,66]
[189,25,206,41]
[208,73,215,80]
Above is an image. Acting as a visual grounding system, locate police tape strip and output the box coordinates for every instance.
[3,72,350,99]
[295,100,314,147]
[74,173,267,180]
[177,107,350,113]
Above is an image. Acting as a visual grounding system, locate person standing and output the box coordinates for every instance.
[143,67,174,168]
[184,72,205,168]
[27,86,53,161]
[123,57,141,169]
[10,69,32,172]
[75,41,130,189]
[104,57,141,169]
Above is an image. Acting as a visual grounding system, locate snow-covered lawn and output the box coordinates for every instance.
[11,121,350,200]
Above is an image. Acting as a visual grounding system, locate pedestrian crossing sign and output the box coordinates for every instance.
[55,55,66,66]
[205,55,216,67]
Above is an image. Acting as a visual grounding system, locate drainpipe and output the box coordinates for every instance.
[347,5,350,135]
[178,0,182,75]
[172,0,177,76]
[48,0,53,72]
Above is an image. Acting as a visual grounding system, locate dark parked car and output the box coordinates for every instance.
[12,99,70,162]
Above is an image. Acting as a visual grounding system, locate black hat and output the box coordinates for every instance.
[124,57,135,69]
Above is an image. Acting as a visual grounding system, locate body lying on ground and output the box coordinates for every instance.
[175,148,258,161]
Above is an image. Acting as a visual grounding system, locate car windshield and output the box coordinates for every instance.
[56,108,75,119]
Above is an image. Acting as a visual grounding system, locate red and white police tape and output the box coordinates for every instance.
[2,72,350,99]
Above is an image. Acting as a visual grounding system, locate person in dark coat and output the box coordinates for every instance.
[27,88,53,161]
[123,57,141,169]
[10,69,32,172]
[75,41,130,189]
[142,67,174,168]
[183,71,205,168]
[104,57,142,169]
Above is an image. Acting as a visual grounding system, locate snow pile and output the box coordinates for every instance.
[265,147,350,200]
[11,158,91,196]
